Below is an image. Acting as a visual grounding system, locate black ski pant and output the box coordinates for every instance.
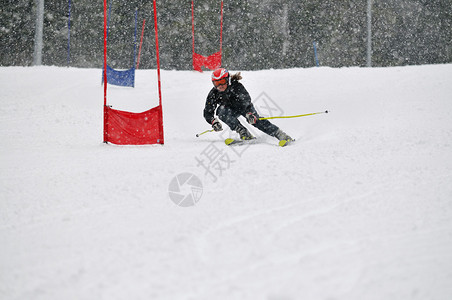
[216,104,279,137]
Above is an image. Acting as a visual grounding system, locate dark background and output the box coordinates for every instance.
[1,0,451,69]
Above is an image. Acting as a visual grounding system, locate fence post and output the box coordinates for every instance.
[367,0,372,67]
[33,0,45,65]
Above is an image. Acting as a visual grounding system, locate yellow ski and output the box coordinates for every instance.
[225,138,256,146]
[278,139,295,147]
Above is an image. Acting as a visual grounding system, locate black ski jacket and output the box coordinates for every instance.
[203,79,253,124]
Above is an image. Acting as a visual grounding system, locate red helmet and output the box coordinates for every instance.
[211,68,229,81]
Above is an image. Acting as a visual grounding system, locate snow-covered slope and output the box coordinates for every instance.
[1,65,452,300]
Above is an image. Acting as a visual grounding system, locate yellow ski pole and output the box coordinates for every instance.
[196,129,215,137]
[259,110,328,120]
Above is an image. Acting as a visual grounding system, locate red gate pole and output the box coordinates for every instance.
[219,0,223,66]
[103,0,108,142]
[154,0,164,144]
[136,19,146,69]
[191,0,195,70]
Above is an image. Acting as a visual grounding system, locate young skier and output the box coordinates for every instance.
[203,68,293,144]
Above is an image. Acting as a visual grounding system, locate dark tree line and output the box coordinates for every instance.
[1,0,451,69]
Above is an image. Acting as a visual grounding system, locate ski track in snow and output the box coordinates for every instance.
[1,65,452,300]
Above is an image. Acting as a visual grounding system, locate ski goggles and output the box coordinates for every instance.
[213,78,228,87]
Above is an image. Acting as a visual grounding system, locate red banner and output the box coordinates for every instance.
[193,51,221,72]
[105,106,164,145]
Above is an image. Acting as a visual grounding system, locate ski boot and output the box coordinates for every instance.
[274,129,293,147]
[235,123,255,140]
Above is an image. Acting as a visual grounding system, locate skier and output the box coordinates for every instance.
[204,67,293,144]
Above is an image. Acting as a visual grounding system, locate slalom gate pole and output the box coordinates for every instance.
[136,19,146,69]
[133,10,138,69]
[103,0,108,143]
[191,0,195,69]
[219,0,223,66]
[313,41,320,67]
[154,0,164,144]
[196,129,215,137]
[259,110,328,120]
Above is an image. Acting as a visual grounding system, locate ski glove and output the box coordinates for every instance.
[211,118,223,131]
[245,112,257,125]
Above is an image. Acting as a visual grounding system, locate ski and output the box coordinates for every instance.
[225,138,295,147]
[225,138,256,146]
[278,139,295,147]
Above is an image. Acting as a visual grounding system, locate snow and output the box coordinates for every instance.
[1,64,452,300]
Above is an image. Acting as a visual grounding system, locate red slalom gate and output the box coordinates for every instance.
[102,0,164,145]
[191,0,223,72]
